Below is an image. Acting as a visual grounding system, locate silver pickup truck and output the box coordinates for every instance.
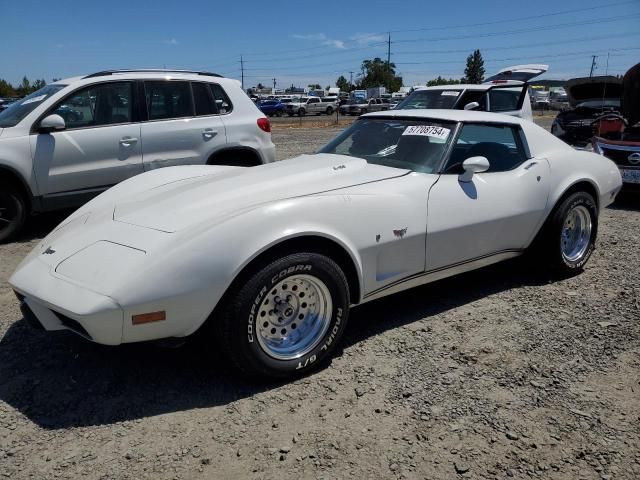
[285,96,338,116]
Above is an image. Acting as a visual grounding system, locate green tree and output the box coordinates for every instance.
[462,50,485,84]
[0,79,15,97]
[256,82,265,90]
[16,76,31,96]
[335,75,350,92]
[32,79,46,91]
[426,76,460,87]
[356,57,402,93]
[308,83,321,90]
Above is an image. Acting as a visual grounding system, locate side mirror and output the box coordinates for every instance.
[463,101,480,111]
[459,156,490,182]
[39,114,66,133]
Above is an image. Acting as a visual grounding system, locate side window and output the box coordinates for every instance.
[52,82,132,129]
[145,81,193,120]
[457,90,487,111]
[488,87,522,112]
[192,82,217,116]
[310,98,319,104]
[210,84,233,114]
[445,123,527,173]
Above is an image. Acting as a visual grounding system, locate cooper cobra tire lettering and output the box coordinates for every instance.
[247,285,267,343]
[271,264,312,283]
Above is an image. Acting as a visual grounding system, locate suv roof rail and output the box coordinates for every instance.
[82,69,223,79]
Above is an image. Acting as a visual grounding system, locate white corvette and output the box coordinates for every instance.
[10,110,622,378]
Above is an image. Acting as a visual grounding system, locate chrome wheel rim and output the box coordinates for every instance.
[256,274,332,360]
[561,205,592,262]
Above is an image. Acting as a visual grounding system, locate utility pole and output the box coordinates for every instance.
[240,55,244,89]
[272,78,276,92]
[387,33,391,72]
[349,71,353,88]
[589,55,597,78]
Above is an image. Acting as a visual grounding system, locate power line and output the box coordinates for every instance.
[392,13,640,45]
[387,0,636,34]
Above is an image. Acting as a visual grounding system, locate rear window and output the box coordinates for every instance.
[192,82,217,116]
[396,90,463,110]
[210,84,233,114]
[145,81,194,120]
[488,87,522,112]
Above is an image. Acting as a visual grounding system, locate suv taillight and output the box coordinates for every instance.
[257,117,271,133]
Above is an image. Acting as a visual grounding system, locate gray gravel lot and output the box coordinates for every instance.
[0,118,638,479]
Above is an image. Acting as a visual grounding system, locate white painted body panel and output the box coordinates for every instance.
[10,110,622,345]
[31,123,144,194]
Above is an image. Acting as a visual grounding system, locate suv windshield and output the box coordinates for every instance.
[319,118,455,173]
[396,89,464,110]
[0,84,66,128]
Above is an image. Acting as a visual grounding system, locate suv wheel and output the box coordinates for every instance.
[0,182,27,243]
[298,108,306,116]
[326,107,334,115]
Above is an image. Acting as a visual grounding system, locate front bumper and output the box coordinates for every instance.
[10,256,124,345]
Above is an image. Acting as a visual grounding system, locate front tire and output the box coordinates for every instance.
[0,182,27,243]
[219,253,350,379]
[298,108,306,117]
[535,191,598,273]
[326,107,333,115]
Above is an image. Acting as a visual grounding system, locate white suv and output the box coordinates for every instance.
[0,69,276,242]
[397,65,549,121]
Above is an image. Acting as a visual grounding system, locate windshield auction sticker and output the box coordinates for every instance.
[402,125,451,139]
[441,91,460,96]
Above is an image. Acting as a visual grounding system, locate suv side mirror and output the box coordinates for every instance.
[463,101,480,111]
[39,114,66,133]
[459,156,489,182]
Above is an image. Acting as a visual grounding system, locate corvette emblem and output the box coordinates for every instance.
[628,153,640,165]
[42,247,56,255]
[393,228,408,239]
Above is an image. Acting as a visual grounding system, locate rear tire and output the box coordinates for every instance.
[533,191,598,273]
[219,252,350,379]
[0,181,27,243]
[326,107,333,115]
[298,108,306,116]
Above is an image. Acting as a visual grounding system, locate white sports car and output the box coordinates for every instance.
[10,110,622,378]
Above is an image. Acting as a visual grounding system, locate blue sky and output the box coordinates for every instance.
[1,0,639,89]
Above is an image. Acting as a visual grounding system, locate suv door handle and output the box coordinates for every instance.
[119,137,138,146]
[202,128,218,139]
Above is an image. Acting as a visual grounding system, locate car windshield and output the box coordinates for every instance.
[576,99,621,109]
[396,89,464,110]
[0,84,66,128]
[318,118,455,174]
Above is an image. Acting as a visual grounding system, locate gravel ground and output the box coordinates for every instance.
[1,119,638,479]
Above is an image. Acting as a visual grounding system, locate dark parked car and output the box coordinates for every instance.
[592,63,640,187]
[551,76,623,146]
[258,99,285,117]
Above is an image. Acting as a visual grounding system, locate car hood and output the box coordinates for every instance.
[622,62,640,126]
[566,76,622,106]
[114,154,409,233]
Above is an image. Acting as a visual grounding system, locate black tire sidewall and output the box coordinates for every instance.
[223,253,349,378]
[0,183,27,243]
[551,192,598,271]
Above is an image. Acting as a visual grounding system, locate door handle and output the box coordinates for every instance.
[119,137,138,146]
[202,128,218,139]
